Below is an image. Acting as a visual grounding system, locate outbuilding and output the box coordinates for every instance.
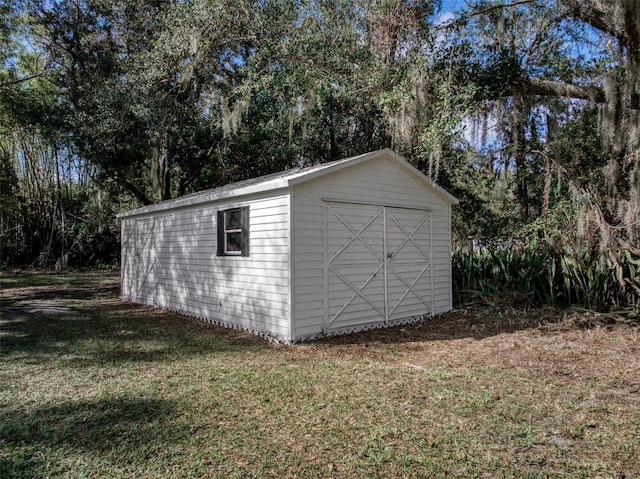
[118,149,458,342]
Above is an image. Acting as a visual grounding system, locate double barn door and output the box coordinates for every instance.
[324,201,432,332]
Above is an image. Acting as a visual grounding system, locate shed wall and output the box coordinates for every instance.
[121,193,291,340]
[291,154,452,339]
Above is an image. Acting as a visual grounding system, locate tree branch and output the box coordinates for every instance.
[0,72,46,87]
[114,176,152,205]
[559,0,639,55]
[515,77,606,103]
[470,0,538,17]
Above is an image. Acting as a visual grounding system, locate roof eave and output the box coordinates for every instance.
[117,179,291,219]
[116,148,459,220]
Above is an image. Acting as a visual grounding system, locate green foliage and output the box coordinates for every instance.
[437,143,520,241]
[1,0,639,277]
[548,109,605,188]
[0,150,20,264]
[453,194,639,311]
[453,245,640,311]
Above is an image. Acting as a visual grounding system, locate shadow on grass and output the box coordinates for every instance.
[1,272,574,354]
[0,271,120,289]
[1,302,268,365]
[311,305,568,347]
[1,280,268,366]
[22,284,120,301]
[0,396,183,478]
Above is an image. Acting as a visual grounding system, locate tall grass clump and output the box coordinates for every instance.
[453,245,640,311]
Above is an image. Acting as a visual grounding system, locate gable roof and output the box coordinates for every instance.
[117,149,458,219]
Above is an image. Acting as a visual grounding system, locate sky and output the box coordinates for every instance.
[435,0,467,27]
[440,0,468,14]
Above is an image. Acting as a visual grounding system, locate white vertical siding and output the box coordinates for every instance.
[121,193,291,341]
[291,154,452,339]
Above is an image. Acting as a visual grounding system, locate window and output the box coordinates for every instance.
[217,207,249,256]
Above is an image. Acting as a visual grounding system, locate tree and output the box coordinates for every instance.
[445,0,639,285]
[24,0,263,204]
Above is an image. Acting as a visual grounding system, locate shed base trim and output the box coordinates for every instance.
[295,314,432,343]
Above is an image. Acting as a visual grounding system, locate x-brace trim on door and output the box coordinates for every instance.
[327,205,383,264]
[385,210,432,316]
[325,204,385,329]
[135,221,158,295]
[135,222,156,259]
[386,211,430,260]
[324,201,432,331]
[327,264,386,323]
[386,262,431,316]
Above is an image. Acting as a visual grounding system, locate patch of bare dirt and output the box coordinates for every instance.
[302,304,640,391]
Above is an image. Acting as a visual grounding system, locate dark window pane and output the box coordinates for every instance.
[226,232,242,252]
[225,209,242,230]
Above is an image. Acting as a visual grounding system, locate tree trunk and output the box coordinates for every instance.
[559,0,640,63]
[512,94,530,221]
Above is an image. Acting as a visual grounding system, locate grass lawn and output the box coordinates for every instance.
[1,272,638,478]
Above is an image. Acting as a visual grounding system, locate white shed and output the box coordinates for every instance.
[118,149,458,342]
